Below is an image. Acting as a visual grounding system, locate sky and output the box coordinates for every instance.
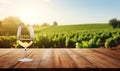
[0,0,120,25]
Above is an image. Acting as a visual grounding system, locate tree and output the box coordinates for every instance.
[33,24,40,27]
[0,20,2,27]
[41,23,49,26]
[2,16,24,35]
[53,21,58,26]
[109,18,120,28]
[116,20,120,28]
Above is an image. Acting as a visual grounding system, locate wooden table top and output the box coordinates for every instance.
[0,48,120,68]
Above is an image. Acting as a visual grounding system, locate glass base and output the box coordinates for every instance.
[18,58,32,62]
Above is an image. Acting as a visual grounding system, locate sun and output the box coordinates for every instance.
[18,8,38,24]
[16,3,53,25]
[43,0,50,2]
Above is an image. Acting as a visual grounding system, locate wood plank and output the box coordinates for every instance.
[73,49,120,68]
[92,48,120,60]
[85,49,120,67]
[0,49,33,68]
[0,48,119,68]
[64,49,95,68]
[38,49,55,68]
[0,49,16,57]
[14,49,45,68]
[53,49,77,68]
[0,49,22,68]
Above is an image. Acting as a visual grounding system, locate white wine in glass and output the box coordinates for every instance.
[17,26,34,62]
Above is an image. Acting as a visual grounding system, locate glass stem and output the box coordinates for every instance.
[24,47,27,58]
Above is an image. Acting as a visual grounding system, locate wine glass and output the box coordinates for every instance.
[17,26,34,62]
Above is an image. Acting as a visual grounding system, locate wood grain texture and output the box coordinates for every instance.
[0,48,119,68]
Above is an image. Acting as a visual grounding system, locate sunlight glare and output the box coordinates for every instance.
[18,8,38,24]
[16,3,56,25]
[43,0,50,3]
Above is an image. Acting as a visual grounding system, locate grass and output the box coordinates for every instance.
[34,23,113,35]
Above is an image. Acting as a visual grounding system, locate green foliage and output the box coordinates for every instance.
[76,42,83,48]
[53,21,58,26]
[65,37,75,48]
[76,38,102,48]
[0,24,120,48]
[2,16,24,35]
[96,38,102,46]
[109,18,120,28]
[0,36,16,48]
[105,38,115,48]
[88,39,96,48]
[113,35,120,45]
[82,41,89,48]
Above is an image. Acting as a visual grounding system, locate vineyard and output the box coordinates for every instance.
[0,23,120,48]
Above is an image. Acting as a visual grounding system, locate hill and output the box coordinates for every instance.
[34,23,113,35]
